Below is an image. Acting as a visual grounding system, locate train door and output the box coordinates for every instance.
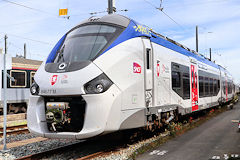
[142,38,153,108]
[190,61,199,111]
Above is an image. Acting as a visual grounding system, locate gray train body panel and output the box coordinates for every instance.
[28,14,235,139]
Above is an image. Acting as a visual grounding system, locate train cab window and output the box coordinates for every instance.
[10,70,27,87]
[204,77,209,96]
[30,72,36,85]
[199,76,204,97]
[53,24,123,63]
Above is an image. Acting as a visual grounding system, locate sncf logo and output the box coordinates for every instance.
[51,75,58,85]
[133,62,141,73]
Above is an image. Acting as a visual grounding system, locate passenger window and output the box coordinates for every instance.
[10,70,26,87]
[223,80,226,94]
[205,77,209,96]
[172,71,181,88]
[171,62,190,99]
[183,72,190,99]
[210,78,213,95]
[199,76,204,97]
[30,72,36,86]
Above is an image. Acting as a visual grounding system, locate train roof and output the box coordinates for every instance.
[86,14,225,70]
[12,57,42,70]
[48,14,228,73]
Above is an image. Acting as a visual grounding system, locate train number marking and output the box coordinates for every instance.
[133,62,141,73]
[149,150,168,156]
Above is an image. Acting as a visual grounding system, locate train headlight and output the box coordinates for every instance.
[30,82,40,95]
[84,73,113,94]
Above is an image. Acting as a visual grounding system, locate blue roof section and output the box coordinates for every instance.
[45,16,220,70]
[100,20,151,55]
[101,19,219,69]
[46,34,66,63]
[150,33,219,69]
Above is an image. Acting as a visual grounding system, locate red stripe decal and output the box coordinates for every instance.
[191,65,199,111]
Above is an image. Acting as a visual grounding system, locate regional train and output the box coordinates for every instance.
[0,54,42,113]
[27,14,237,139]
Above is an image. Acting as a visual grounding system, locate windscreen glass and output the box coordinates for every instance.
[53,24,122,63]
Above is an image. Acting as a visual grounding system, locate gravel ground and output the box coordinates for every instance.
[0,133,38,143]
[0,133,82,160]
[92,132,170,160]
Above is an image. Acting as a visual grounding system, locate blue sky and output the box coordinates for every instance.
[0,0,239,83]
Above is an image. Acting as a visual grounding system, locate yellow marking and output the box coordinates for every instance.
[133,24,151,35]
[59,8,68,16]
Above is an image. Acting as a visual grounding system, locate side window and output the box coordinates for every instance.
[30,72,36,86]
[213,79,217,96]
[183,72,190,99]
[204,77,209,96]
[228,81,232,94]
[217,79,220,92]
[210,78,213,95]
[199,76,204,97]
[171,62,190,99]
[223,79,226,94]
[10,70,27,87]
[172,63,182,97]
[172,71,181,88]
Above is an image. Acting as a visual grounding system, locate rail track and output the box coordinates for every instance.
[0,113,29,136]
[16,139,118,160]
[5,100,240,159]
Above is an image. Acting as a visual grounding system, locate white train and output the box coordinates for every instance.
[0,54,42,113]
[27,14,236,139]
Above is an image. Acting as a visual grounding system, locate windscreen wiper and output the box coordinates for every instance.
[57,44,65,63]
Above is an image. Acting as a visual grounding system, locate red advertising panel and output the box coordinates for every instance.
[191,65,199,111]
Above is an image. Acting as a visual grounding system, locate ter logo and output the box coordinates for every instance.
[133,62,141,73]
[51,75,58,85]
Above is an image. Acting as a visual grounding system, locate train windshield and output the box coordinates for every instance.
[54,24,123,63]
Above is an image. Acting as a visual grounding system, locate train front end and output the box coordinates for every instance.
[27,14,150,139]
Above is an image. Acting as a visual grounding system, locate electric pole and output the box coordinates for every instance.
[24,43,26,59]
[196,25,198,52]
[108,0,116,14]
[209,48,212,61]
[3,35,8,151]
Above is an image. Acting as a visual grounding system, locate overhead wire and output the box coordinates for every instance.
[8,34,54,45]
[7,40,50,60]
[0,32,54,45]
[143,0,186,31]
[1,0,68,19]
[0,18,49,28]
